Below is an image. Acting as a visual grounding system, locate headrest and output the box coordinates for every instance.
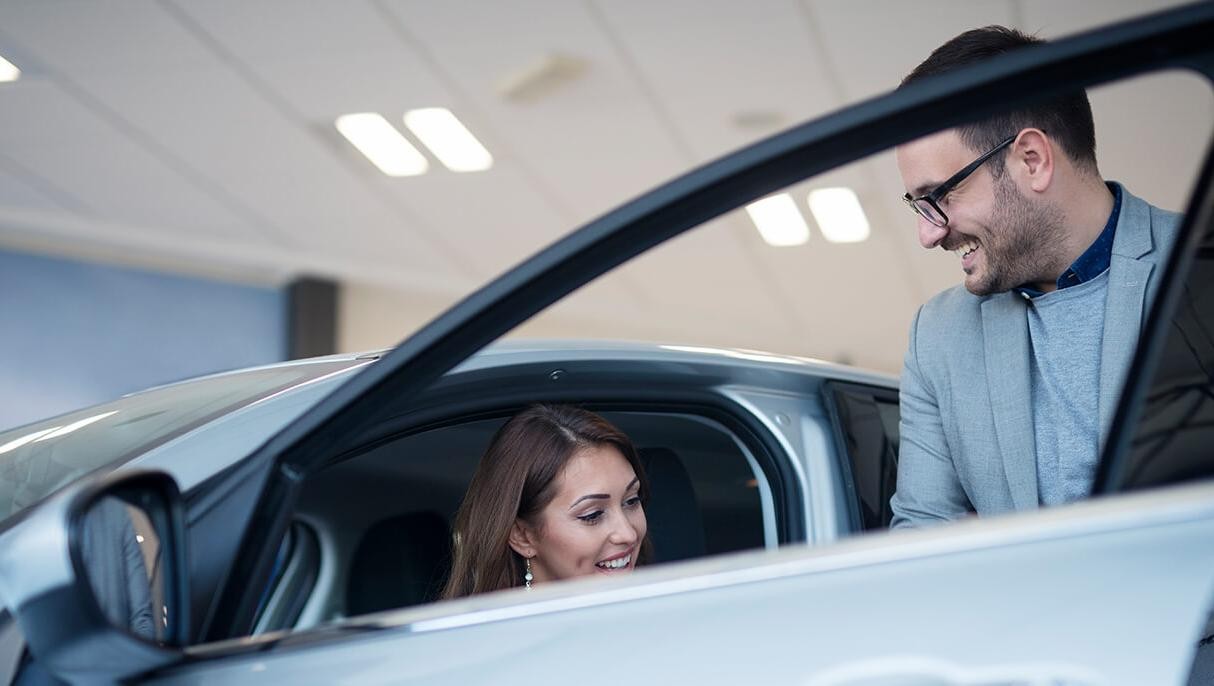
[639,447,706,563]
[346,510,450,617]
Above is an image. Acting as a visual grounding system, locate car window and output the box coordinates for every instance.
[277,408,771,629]
[0,359,360,526]
[827,383,901,531]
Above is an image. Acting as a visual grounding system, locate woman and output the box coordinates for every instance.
[442,404,652,598]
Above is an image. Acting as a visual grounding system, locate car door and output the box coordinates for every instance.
[146,3,1214,683]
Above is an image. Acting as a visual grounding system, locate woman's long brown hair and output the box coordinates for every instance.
[441,404,652,599]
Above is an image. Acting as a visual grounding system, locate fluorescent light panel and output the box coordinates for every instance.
[335,113,428,177]
[746,193,809,247]
[0,55,19,82]
[404,108,493,172]
[807,187,870,243]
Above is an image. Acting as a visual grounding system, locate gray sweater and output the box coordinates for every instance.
[1027,269,1110,505]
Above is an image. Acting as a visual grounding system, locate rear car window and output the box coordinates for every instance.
[0,359,362,524]
[828,383,901,531]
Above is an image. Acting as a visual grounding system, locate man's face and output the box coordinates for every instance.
[896,130,1060,295]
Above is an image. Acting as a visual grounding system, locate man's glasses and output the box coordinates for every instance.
[902,134,1017,228]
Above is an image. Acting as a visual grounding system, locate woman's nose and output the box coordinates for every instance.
[918,217,949,249]
[608,515,639,546]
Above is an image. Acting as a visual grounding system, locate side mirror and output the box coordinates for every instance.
[0,470,188,682]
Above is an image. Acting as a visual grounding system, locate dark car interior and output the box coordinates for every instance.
[252,409,771,632]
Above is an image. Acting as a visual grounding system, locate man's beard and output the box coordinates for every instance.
[965,174,1065,296]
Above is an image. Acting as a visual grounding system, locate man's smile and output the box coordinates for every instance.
[954,240,980,272]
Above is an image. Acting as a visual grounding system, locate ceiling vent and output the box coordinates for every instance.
[497,53,587,103]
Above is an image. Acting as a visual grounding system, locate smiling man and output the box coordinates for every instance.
[888,26,1181,528]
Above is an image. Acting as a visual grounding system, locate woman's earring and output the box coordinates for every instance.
[524,557,534,591]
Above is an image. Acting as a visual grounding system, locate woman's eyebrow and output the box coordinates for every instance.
[568,478,640,509]
[568,493,608,509]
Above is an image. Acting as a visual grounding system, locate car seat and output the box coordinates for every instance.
[345,510,451,616]
[638,447,706,563]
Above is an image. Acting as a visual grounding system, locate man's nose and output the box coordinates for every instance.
[918,217,949,250]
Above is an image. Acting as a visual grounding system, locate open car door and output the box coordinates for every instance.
[144,3,1214,684]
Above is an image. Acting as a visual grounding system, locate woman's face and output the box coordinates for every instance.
[517,444,647,583]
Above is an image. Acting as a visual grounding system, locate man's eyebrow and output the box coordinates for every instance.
[909,181,941,198]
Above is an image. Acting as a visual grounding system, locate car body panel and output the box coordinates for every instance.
[127,360,374,492]
[151,480,1214,685]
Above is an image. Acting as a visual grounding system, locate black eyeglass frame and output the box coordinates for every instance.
[902,134,1018,227]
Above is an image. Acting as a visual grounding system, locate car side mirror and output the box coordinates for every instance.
[0,470,188,683]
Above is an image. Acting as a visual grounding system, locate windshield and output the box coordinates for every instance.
[0,359,363,524]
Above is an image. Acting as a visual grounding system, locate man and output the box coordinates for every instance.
[889,26,1180,528]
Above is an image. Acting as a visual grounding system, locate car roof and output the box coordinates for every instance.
[464,339,898,388]
[203,338,897,392]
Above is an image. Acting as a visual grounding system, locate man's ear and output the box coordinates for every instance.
[508,519,537,558]
[1010,128,1054,193]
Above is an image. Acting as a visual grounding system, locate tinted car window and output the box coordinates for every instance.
[0,359,361,523]
[1115,220,1214,490]
[828,384,900,531]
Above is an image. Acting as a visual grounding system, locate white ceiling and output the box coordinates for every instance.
[0,0,1209,372]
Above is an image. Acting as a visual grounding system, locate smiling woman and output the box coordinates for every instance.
[441,404,653,598]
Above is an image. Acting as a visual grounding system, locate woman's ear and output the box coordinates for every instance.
[508,519,537,558]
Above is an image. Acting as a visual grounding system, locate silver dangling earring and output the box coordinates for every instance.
[524,557,534,591]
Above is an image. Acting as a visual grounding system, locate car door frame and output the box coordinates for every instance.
[202,1,1214,643]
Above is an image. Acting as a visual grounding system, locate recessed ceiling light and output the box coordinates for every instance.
[335,113,429,177]
[807,187,870,243]
[403,108,493,172]
[0,55,20,83]
[745,193,809,247]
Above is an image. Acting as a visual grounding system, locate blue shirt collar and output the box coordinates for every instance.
[1015,182,1121,299]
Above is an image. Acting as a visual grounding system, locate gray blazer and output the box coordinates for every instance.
[890,185,1181,529]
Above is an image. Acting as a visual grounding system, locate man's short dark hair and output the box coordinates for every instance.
[901,25,1099,176]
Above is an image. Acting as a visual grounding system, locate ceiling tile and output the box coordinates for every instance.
[808,0,1016,103]
[592,0,841,161]
[0,160,75,215]
[0,80,258,244]
[174,0,630,286]
[381,0,692,223]
[167,0,453,120]
[1019,0,1195,37]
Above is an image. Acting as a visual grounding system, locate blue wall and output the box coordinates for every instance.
[0,249,286,430]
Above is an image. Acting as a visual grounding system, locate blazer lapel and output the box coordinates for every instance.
[1098,188,1155,452]
[981,294,1038,510]
[1097,257,1150,450]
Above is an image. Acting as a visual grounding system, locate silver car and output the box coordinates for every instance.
[2,3,1214,684]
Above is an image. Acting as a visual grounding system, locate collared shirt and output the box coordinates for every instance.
[1015,183,1122,299]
